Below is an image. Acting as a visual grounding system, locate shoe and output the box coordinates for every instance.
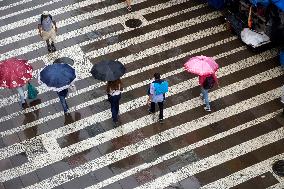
[159,119,163,124]
[127,6,132,12]
[51,44,56,52]
[148,110,154,114]
[113,121,119,128]
[47,45,52,52]
[204,107,211,112]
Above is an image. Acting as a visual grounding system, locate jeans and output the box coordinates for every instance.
[201,87,210,109]
[149,101,164,120]
[16,86,26,104]
[58,95,69,112]
[109,94,121,122]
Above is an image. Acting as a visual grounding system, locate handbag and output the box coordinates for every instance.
[27,82,39,99]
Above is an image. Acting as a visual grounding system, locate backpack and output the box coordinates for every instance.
[40,14,53,25]
[27,83,39,99]
[154,80,168,95]
[203,75,215,90]
[147,80,169,95]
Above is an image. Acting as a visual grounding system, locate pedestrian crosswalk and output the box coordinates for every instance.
[0,0,283,189]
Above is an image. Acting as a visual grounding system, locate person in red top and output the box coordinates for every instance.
[199,73,219,112]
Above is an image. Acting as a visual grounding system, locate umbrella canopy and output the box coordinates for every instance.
[184,56,219,76]
[0,58,33,88]
[39,63,76,91]
[90,60,126,81]
[53,57,74,65]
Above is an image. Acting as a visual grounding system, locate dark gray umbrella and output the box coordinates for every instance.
[90,60,126,81]
[53,57,74,65]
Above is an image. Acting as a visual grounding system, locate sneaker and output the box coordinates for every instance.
[47,45,52,52]
[204,107,211,112]
[159,119,163,124]
[51,44,56,52]
[148,110,154,114]
[113,121,119,128]
[127,6,132,12]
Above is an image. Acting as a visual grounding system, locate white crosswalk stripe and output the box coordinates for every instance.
[0,0,283,189]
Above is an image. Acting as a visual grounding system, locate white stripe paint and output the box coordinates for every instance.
[86,110,282,189]
[0,3,207,99]
[0,24,226,109]
[0,0,34,11]
[266,182,284,189]
[0,36,237,123]
[0,0,115,33]
[201,154,284,189]
[19,89,284,188]
[86,11,222,58]
[0,48,276,161]
[1,66,282,182]
[0,0,64,20]
[0,44,256,138]
[134,127,284,189]
[0,0,193,47]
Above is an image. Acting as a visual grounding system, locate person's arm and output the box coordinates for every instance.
[147,83,154,105]
[52,20,57,32]
[38,24,42,37]
[213,73,220,87]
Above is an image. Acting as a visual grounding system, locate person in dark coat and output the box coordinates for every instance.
[57,88,69,113]
[107,79,123,126]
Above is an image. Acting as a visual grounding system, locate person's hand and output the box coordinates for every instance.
[147,98,151,106]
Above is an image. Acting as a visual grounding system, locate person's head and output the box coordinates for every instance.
[154,73,160,80]
[42,11,49,19]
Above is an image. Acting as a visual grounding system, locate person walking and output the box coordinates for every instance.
[38,11,57,53]
[125,0,132,11]
[107,79,123,126]
[57,88,69,113]
[199,73,219,112]
[147,73,168,124]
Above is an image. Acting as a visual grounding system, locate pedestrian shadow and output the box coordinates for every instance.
[61,112,92,168]
[23,99,42,139]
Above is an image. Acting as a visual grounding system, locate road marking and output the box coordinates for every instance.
[86,110,282,189]
[18,88,283,188]
[134,126,284,189]
[0,67,281,182]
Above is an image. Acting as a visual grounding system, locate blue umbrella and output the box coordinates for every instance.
[39,63,76,91]
[250,0,270,7]
[272,0,284,12]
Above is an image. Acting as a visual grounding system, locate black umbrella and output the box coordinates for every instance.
[90,60,126,81]
[53,57,74,65]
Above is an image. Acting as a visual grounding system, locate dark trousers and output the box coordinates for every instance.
[109,94,121,122]
[149,101,164,120]
[58,95,69,112]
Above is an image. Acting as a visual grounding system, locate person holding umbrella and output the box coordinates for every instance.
[0,58,33,109]
[39,59,76,113]
[184,56,219,112]
[107,79,123,125]
[90,60,126,126]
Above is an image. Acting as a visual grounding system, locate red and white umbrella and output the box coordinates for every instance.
[0,58,33,88]
[184,56,219,76]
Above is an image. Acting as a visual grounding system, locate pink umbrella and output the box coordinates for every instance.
[184,56,219,76]
[0,58,33,88]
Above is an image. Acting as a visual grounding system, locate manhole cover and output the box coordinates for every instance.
[125,18,142,28]
[272,160,284,177]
